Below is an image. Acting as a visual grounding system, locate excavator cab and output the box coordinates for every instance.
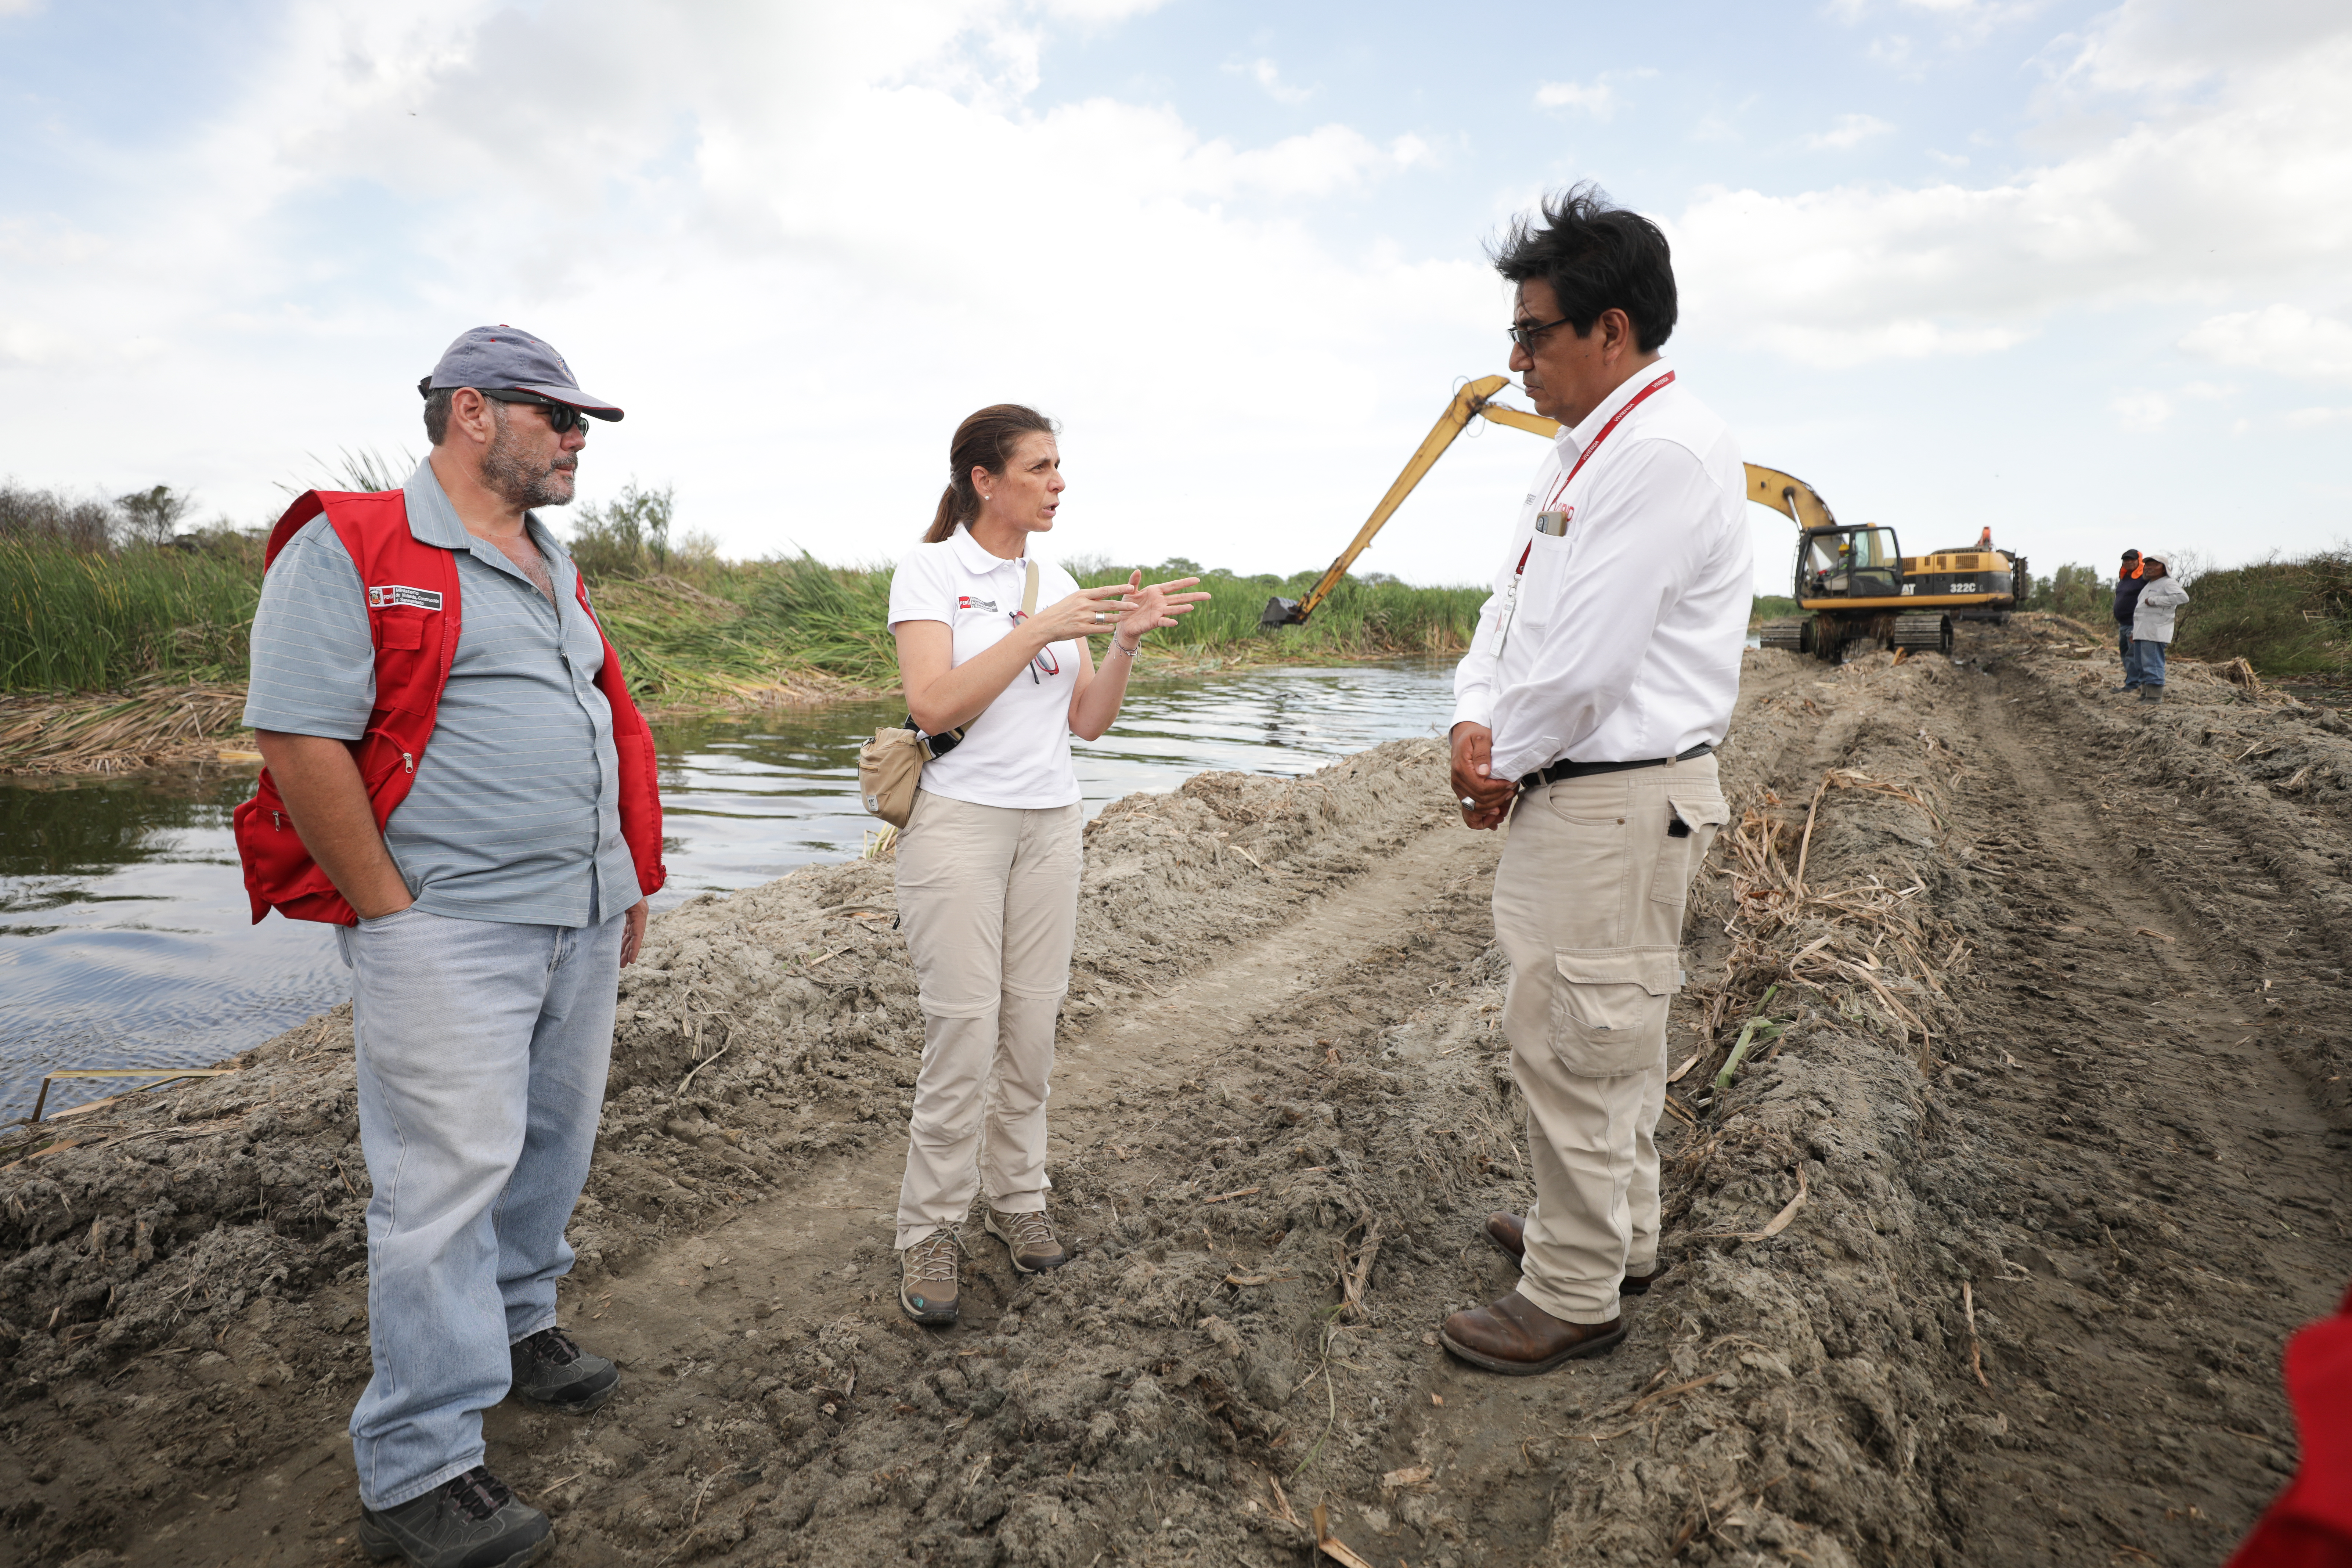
[1798,526,1904,600]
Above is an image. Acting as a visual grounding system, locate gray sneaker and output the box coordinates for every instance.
[901,1230,960,1325]
[985,1208,1069,1274]
[508,1326,619,1413]
[357,1466,551,1568]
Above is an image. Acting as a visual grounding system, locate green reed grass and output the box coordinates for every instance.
[3,527,1487,704]
[592,557,1485,693]
[1069,565,1486,662]
[2169,553,2352,678]
[0,541,259,691]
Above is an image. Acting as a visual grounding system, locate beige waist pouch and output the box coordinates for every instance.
[857,560,1037,827]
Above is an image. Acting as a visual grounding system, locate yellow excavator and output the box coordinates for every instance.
[1260,375,2027,660]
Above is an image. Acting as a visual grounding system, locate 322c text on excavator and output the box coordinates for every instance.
[1259,375,2028,662]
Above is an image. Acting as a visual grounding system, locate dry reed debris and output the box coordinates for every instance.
[0,679,249,774]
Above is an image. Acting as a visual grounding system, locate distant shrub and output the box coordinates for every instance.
[569,482,674,581]
[115,484,194,547]
[2026,562,2113,624]
[0,483,117,552]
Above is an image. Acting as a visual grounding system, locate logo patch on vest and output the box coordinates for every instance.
[369,585,444,611]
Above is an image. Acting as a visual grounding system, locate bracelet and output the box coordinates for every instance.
[1109,637,1140,659]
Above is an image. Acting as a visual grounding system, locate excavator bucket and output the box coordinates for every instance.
[1259,596,1303,629]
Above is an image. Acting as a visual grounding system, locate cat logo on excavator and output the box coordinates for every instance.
[1260,375,2027,662]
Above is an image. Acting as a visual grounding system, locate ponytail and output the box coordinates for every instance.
[927,485,960,544]
[921,403,1058,543]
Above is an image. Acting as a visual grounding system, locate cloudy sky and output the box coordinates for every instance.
[3,0,2348,591]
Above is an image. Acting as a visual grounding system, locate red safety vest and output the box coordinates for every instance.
[232,489,668,926]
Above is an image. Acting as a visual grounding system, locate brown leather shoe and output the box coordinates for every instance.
[1481,1213,1669,1293]
[1439,1290,1626,1375]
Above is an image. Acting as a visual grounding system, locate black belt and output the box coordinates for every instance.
[1518,741,1713,792]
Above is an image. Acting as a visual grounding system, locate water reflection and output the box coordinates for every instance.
[0,662,1457,1115]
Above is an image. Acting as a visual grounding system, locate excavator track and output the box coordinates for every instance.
[1891,612,1954,655]
[1757,617,1812,654]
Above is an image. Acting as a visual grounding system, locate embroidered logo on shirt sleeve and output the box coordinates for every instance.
[368,586,444,610]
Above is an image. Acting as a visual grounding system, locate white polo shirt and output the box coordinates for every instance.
[1451,358,1753,782]
[887,525,1085,810]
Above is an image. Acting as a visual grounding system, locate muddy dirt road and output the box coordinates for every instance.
[7,618,2351,1567]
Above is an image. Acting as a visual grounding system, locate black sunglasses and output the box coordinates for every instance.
[1507,314,1577,349]
[415,377,595,434]
[478,389,595,434]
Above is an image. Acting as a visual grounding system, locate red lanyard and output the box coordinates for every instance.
[1514,368,1676,575]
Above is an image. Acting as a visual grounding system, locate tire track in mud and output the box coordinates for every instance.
[1874,645,2352,1564]
[12,637,2351,1568]
[63,796,1523,1565]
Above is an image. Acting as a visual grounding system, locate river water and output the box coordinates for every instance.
[0,662,1459,1119]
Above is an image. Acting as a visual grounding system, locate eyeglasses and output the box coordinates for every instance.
[1507,314,1577,350]
[479,389,595,435]
[1010,611,1059,683]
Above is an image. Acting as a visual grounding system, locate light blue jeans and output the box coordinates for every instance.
[335,905,624,1510]
[2130,637,2168,689]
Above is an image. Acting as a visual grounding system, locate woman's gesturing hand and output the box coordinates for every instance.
[1024,582,1138,646]
[1114,571,1211,642]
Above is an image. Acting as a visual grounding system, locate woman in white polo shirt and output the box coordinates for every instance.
[887,403,1205,1326]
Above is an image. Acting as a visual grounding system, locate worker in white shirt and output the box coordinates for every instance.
[1441,184,1753,1376]
[886,404,1208,1327]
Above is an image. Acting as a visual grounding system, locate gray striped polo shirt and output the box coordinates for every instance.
[242,458,640,927]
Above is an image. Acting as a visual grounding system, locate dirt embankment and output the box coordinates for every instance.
[6,621,2351,1567]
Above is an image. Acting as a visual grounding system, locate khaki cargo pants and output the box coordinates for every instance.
[892,791,1083,1251]
[1492,753,1728,1324]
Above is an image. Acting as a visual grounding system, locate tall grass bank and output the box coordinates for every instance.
[0,480,1488,771]
[2031,551,2352,681]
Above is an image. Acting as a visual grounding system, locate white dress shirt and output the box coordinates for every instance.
[886,525,1085,810]
[1451,358,1753,783]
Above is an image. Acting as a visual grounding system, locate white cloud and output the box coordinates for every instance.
[2181,306,2352,385]
[2286,407,2352,428]
[1925,148,1968,167]
[1228,56,1313,106]
[1831,0,2047,46]
[1801,113,1895,150]
[1534,70,1653,122]
[1673,0,2352,368]
[0,0,47,15]
[0,0,1492,577]
[2113,390,2172,430]
[1535,79,1616,118]
[2108,380,2230,434]
[1037,0,1169,18]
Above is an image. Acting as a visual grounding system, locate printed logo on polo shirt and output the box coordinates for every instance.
[957,595,998,612]
[369,585,444,611]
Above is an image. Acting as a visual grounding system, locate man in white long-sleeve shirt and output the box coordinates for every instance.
[1439,185,1753,1377]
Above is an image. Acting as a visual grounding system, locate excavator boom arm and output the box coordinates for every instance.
[1744,464,1837,531]
[1260,376,1518,628]
[1262,380,1839,630]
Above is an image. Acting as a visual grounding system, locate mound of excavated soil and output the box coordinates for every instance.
[5,626,2349,1567]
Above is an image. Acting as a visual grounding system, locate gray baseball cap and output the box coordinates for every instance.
[418,324,624,421]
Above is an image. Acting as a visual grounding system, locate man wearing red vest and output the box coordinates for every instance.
[239,326,665,1568]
